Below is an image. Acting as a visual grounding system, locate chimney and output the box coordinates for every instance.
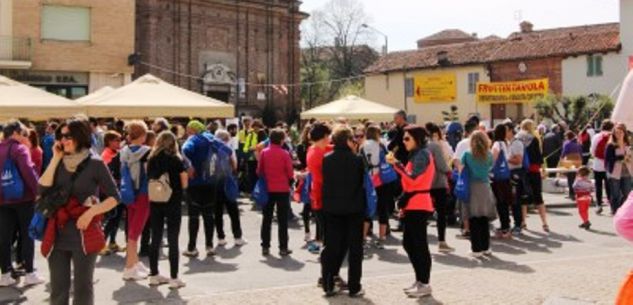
[437,51,450,66]
[520,21,534,33]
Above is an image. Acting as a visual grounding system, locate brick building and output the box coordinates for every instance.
[135,0,306,122]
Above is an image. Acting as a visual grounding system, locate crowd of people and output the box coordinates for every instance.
[0,109,632,304]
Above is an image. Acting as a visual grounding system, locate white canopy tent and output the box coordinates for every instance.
[75,86,115,104]
[0,75,83,120]
[83,74,235,118]
[300,95,399,121]
[613,69,633,129]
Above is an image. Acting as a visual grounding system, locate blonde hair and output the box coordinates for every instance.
[126,120,148,141]
[520,119,542,149]
[470,130,490,160]
[149,131,181,160]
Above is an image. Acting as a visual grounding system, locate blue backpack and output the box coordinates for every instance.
[119,163,136,205]
[28,212,47,241]
[454,162,471,203]
[252,177,269,208]
[364,172,377,218]
[208,139,234,181]
[2,144,25,201]
[378,146,398,184]
[492,144,511,181]
[301,173,312,205]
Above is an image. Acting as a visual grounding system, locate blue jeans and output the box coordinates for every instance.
[609,177,633,213]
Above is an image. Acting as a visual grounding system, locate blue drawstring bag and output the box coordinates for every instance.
[224,175,239,202]
[2,145,24,201]
[492,148,511,181]
[454,164,470,203]
[252,177,269,208]
[378,147,398,184]
[301,173,312,205]
[119,163,136,205]
[364,172,377,218]
[28,212,47,241]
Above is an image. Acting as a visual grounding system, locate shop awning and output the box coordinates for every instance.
[300,95,399,121]
[83,74,235,118]
[613,70,633,129]
[75,86,115,104]
[0,75,84,121]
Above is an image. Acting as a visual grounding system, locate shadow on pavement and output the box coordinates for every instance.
[183,257,238,274]
[112,281,165,304]
[373,248,410,264]
[418,296,444,305]
[587,228,618,237]
[214,245,243,259]
[95,253,126,270]
[259,255,306,271]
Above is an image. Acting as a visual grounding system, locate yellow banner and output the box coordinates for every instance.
[477,78,549,103]
[414,73,456,103]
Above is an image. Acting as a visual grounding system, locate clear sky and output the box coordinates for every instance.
[300,0,620,51]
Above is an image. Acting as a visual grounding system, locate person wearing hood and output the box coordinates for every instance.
[120,121,152,281]
[181,120,217,258]
[516,119,549,232]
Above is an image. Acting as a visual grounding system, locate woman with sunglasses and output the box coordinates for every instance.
[386,125,435,298]
[605,123,633,214]
[39,117,119,305]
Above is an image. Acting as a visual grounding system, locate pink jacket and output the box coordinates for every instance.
[615,192,633,243]
[257,144,293,193]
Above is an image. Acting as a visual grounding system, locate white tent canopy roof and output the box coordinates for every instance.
[0,75,83,120]
[613,70,633,130]
[75,86,115,104]
[84,74,235,118]
[300,95,399,121]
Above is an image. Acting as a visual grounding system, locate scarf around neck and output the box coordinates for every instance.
[63,149,91,173]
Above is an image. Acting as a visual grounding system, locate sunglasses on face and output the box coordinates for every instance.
[354,134,364,139]
[60,133,73,140]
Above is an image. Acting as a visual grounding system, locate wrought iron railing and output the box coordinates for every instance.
[0,36,32,61]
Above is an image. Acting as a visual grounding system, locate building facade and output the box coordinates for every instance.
[0,0,135,99]
[135,0,306,121]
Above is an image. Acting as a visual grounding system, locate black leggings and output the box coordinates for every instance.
[492,180,512,232]
[103,204,126,244]
[430,188,448,242]
[375,183,394,225]
[302,204,312,234]
[469,216,490,252]
[187,184,215,250]
[594,171,611,206]
[149,199,182,279]
[402,211,432,284]
[0,203,34,274]
[214,181,242,240]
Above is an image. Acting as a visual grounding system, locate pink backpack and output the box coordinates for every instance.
[615,192,633,243]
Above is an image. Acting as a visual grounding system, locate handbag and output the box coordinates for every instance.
[252,177,269,208]
[224,175,239,202]
[148,172,172,203]
[454,162,471,203]
[28,212,47,241]
[36,156,91,217]
[378,146,398,184]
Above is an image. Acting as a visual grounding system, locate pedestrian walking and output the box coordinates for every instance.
[386,124,435,298]
[321,126,366,297]
[120,121,152,281]
[462,131,496,258]
[306,123,332,254]
[0,120,42,288]
[258,129,294,257]
[146,131,188,289]
[605,123,633,214]
[591,119,614,214]
[38,117,119,305]
[573,166,595,229]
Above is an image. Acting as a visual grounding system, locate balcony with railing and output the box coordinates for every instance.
[0,36,32,69]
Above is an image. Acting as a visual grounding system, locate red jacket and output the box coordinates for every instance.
[41,197,105,257]
[257,144,294,193]
[307,145,333,211]
[394,154,435,212]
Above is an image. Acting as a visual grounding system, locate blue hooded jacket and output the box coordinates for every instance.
[182,132,214,186]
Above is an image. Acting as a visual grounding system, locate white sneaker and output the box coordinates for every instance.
[406,283,432,298]
[122,266,148,281]
[149,274,170,286]
[304,233,312,242]
[182,249,199,257]
[0,273,16,287]
[235,238,247,247]
[403,281,419,293]
[136,262,150,274]
[483,250,493,256]
[470,252,484,258]
[206,247,216,257]
[169,278,186,289]
[217,239,228,246]
[23,272,45,286]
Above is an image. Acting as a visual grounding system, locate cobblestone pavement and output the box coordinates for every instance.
[1,194,631,305]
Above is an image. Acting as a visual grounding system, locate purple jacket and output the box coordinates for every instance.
[0,139,39,204]
[257,144,293,193]
[561,139,583,158]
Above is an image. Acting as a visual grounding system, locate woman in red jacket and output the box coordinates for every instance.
[306,123,332,253]
[387,125,435,298]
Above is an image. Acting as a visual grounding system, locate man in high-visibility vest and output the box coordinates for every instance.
[243,119,265,193]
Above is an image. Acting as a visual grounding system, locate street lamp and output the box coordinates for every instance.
[362,23,388,56]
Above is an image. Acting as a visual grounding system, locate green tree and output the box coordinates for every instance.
[534,94,614,130]
[441,105,459,122]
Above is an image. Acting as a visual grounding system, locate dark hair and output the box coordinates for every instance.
[424,122,442,140]
[252,119,264,129]
[464,120,478,135]
[104,131,121,148]
[300,124,312,145]
[395,110,407,120]
[227,123,238,131]
[565,131,576,141]
[331,126,353,147]
[88,117,98,127]
[309,122,331,142]
[57,117,92,152]
[577,166,591,177]
[601,119,614,132]
[269,128,285,145]
[366,125,381,141]
[504,122,516,134]
[2,120,25,139]
[493,124,507,142]
[153,118,170,132]
[28,129,40,149]
[48,122,59,132]
[275,121,285,128]
[403,125,428,148]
